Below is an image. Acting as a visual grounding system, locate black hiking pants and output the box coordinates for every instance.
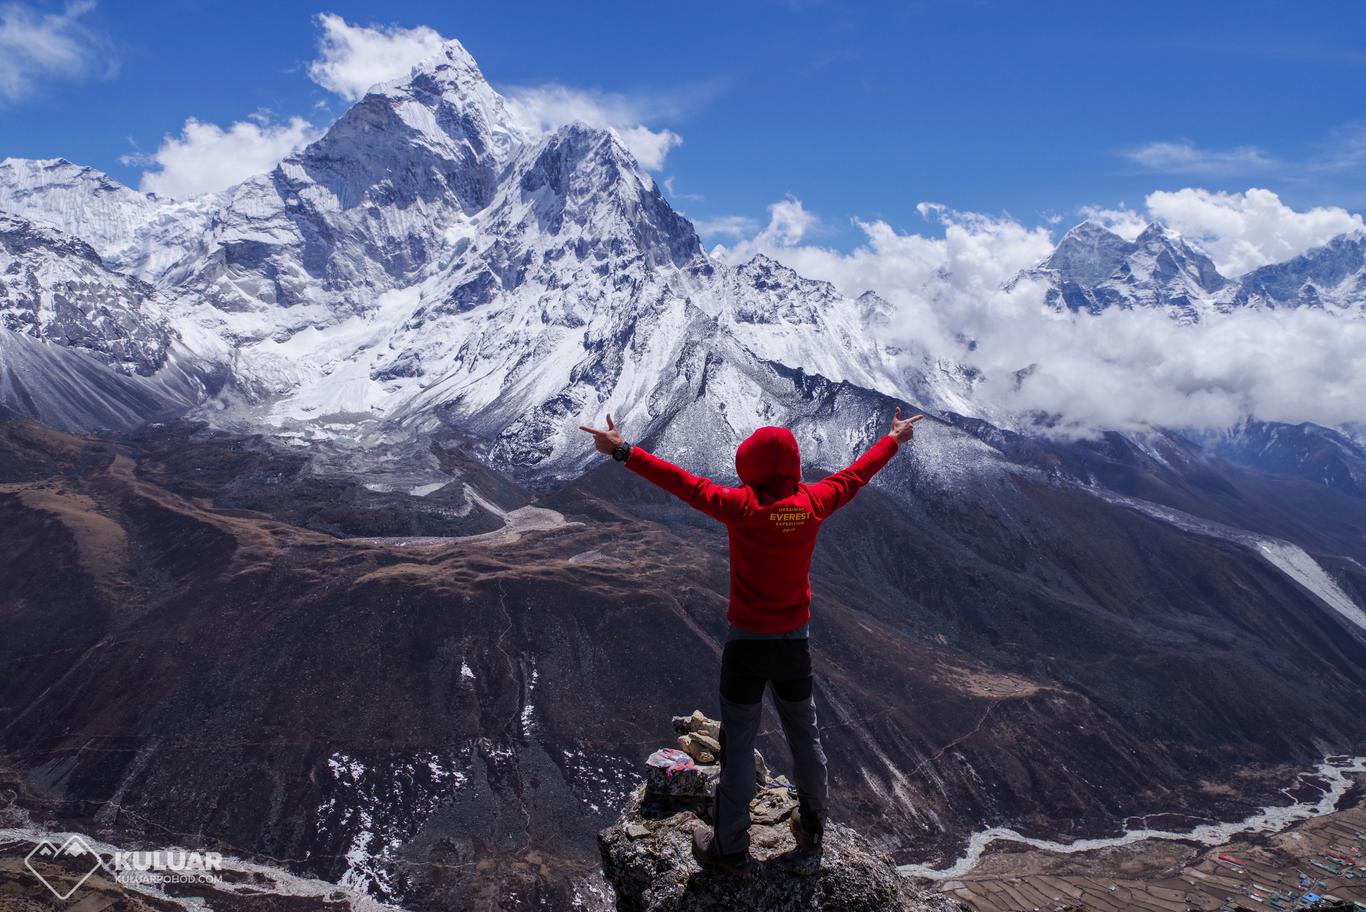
[713,638,829,854]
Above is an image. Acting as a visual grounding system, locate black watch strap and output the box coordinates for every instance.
[612,442,633,463]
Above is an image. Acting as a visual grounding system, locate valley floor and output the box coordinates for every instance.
[931,770,1366,912]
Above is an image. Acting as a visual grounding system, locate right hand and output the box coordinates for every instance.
[890,406,925,444]
[578,412,626,455]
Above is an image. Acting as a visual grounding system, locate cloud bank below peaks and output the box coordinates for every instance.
[713,193,1366,437]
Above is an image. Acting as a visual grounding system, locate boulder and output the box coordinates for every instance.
[671,710,721,741]
[677,734,716,765]
[669,712,775,788]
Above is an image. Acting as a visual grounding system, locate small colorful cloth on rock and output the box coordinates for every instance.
[646,748,695,780]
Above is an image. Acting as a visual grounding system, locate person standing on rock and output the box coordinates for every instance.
[579,407,925,871]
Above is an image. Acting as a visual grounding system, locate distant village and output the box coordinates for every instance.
[940,794,1366,912]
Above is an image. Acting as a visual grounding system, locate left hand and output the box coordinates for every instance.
[890,406,925,444]
[578,413,625,455]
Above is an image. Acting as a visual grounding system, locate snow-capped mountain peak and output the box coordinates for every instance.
[1124,221,1228,295]
[1235,228,1366,310]
[1014,219,1230,320]
[0,157,163,260]
[506,122,700,269]
[379,37,491,96]
[352,37,529,174]
[1036,220,1131,288]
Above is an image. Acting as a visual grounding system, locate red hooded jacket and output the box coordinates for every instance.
[625,427,900,633]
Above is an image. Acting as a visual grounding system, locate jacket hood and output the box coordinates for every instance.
[735,426,801,499]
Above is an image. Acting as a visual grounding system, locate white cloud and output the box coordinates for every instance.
[0,0,111,102]
[1127,122,1366,185]
[713,197,821,258]
[503,84,682,170]
[663,176,703,202]
[715,199,1052,357]
[1077,204,1147,241]
[1144,188,1365,276]
[1123,140,1276,176]
[132,115,319,199]
[717,196,1366,435]
[307,13,447,102]
[967,304,1366,436]
[1313,123,1366,173]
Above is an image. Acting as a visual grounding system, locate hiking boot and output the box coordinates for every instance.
[691,824,752,872]
[789,813,825,857]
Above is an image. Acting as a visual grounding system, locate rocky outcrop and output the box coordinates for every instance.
[0,211,173,376]
[598,711,964,912]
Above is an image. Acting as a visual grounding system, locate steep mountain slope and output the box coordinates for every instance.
[1205,420,1366,497]
[0,212,211,430]
[0,211,170,374]
[1235,229,1366,310]
[0,157,163,260]
[2,413,1364,911]
[0,156,216,283]
[166,41,526,323]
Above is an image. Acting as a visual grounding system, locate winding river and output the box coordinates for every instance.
[899,754,1366,880]
[4,757,1363,900]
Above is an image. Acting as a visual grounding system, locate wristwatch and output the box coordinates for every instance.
[611,442,633,463]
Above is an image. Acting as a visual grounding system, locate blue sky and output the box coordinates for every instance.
[1,0,1364,251]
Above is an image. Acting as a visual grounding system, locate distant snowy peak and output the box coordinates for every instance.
[1126,222,1227,293]
[0,211,172,376]
[1015,220,1230,320]
[710,254,969,411]
[1210,419,1366,495]
[297,39,527,215]
[855,290,895,325]
[1036,220,1134,288]
[728,253,840,324]
[1236,229,1366,310]
[135,40,703,331]
[1020,220,1366,319]
[0,157,161,259]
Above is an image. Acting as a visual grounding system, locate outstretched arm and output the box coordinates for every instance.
[806,407,924,518]
[578,413,749,523]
